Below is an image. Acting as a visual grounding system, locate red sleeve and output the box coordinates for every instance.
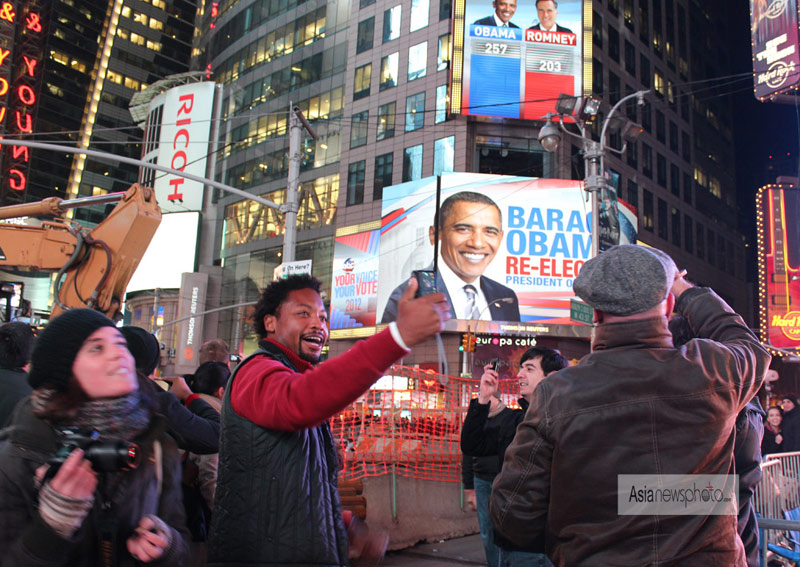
[231,328,408,431]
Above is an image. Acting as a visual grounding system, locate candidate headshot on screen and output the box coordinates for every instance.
[380,191,521,324]
[473,0,520,27]
[527,0,572,32]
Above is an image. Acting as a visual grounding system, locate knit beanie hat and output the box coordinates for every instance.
[120,326,161,376]
[28,309,117,390]
[573,244,678,316]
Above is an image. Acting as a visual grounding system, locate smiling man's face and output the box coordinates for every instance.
[493,0,517,23]
[263,288,329,363]
[432,200,503,284]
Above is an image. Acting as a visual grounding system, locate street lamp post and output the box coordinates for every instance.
[539,91,648,258]
[462,296,515,375]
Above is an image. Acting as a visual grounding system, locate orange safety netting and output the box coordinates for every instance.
[330,364,522,483]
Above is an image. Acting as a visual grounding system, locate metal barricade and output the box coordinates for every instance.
[756,459,785,549]
[762,452,800,512]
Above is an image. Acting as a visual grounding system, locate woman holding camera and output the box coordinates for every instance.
[0,309,189,566]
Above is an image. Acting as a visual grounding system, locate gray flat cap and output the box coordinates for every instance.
[573,244,678,316]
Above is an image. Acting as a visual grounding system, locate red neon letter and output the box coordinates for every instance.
[171,151,187,171]
[15,111,32,132]
[167,177,184,201]
[177,94,194,116]
[0,77,7,96]
[173,128,189,149]
[0,48,10,66]
[22,56,37,77]
[8,168,26,191]
[11,144,28,161]
[0,107,6,123]
[18,85,35,105]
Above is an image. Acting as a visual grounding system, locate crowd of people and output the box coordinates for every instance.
[0,242,786,567]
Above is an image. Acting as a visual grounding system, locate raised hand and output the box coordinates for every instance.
[395,277,452,347]
[478,364,499,404]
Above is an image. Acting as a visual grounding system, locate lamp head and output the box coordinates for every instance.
[539,119,560,152]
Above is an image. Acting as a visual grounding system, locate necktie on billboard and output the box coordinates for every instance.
[464,285,481,320]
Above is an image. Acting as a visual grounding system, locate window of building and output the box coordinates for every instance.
[405,92,426,131]
[377,102,396,140]
[383,5,401,42]
[654,70,665,97]
[642,144,653,177]
[360,0,375,8]
[593,11,603,47]
[609,72,621,104]
[350,111,369,148]
[655,110,665,142]
[627,140,638,169]
[440,0,451,19]
[624,0,635,29]
[374,153,393,200]
[347,161,366,205]
[593,58,604,94]
[696,224,705,259]
[657,154,667,187]
[608,0,619,15]
[608,25,620,61]
[438,34,451,71]
[683,172,692,204]
[684,215,693,253]
[626,179,639,208]
[625,40,636,75]
[671,207,681,247]
[380,53,399,90]
[435,85,448,123]
[640,55,650,87]
[353,63,371,100]
[670,163,680,196]
[639,0,650,43]
[669,121,678,153]
[434,136,455,175]
[403,144,423,181]
[657,198,668,240]
[681,131,690,162]
[410,0,429,31]
[642,189,654,231]
[408,42,428,81]
[707,230,716,267]
[357,17,374,53]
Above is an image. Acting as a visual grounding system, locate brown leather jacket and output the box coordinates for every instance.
[490,287,771,567]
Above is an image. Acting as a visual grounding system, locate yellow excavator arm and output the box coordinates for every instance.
[0,184,161,320]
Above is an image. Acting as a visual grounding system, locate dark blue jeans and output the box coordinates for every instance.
[498,548,553,567]
[474,476,500,567]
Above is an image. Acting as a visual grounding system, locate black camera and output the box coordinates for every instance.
[46,428,140,479]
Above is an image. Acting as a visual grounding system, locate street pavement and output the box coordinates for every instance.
[382,533,486,566]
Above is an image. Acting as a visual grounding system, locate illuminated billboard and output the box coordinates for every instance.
[329,173,638,335]
[757,185,800,353]
[152,82,216,212]
[750,0,800,100]
[449,0,590,120]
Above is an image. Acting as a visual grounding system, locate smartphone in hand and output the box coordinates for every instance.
[412,270,438,298]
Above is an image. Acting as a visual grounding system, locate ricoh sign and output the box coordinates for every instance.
[153,82,215,213]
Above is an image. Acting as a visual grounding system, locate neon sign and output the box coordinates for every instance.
[0,0,46,200]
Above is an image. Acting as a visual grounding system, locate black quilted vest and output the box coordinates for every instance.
[207,340,349,566]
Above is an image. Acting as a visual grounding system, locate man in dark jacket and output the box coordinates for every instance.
[780,394,800,451]
[670,315,765,567]
[490,244,771,566]
[462,393,513,567]
[0,322,34,428]
[208,274,450,566]
[462,346,567,567]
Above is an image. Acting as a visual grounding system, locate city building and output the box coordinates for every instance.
[192,0,751,362]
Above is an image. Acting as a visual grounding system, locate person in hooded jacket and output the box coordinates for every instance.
[0,308,189,566]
